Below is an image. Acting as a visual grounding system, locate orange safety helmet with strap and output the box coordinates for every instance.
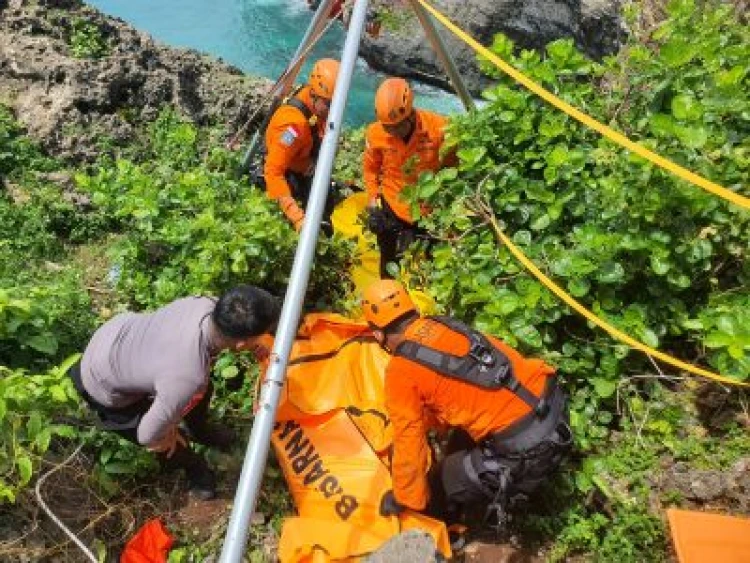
[375,78,414,125]
[362,280,417,330]
[309,58,340,100]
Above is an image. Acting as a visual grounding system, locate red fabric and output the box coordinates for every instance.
[121,519,174,563]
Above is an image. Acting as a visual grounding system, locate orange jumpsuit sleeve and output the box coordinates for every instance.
[385,363,431,511]
[363,125,383,204]
[264,116,307,199]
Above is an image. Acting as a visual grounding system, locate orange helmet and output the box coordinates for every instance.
[375,78,414,125]
[362,280,417,329]
[308,59,340,99]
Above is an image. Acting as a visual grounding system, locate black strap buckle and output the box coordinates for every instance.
[468,334,495,367]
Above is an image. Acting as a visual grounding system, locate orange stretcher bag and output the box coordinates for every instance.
[266,314,450,562]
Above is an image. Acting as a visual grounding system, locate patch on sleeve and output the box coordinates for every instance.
[280,125,300,147]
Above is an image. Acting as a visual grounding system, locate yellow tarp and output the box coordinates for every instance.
[331,194,436,313]
[267,313,451,562]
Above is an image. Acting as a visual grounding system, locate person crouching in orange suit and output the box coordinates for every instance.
[263,59,340,235]
[361,280,572,529]
[363,78,455,278]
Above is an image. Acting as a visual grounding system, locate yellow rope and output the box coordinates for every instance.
[480,210,748,387]
[418,0,750,211]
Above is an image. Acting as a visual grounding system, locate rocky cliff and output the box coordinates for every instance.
[360,0,626,93]
[0,0,270,163]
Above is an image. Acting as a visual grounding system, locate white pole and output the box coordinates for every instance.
[218,0,370,561]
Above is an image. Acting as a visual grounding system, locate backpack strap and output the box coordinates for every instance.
[284,93,322,159]
[394,316,549,418]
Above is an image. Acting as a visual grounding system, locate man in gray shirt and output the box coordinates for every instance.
[69,285,280,499]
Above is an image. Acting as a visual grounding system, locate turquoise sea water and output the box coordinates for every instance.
[87,0,463,126]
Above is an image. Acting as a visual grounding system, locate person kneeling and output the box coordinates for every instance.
[362,280,572,528]
[69,285,280,500]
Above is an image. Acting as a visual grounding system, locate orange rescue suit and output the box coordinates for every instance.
[363,109,449,224]
[384,317,555,511]
[264,86,324,200]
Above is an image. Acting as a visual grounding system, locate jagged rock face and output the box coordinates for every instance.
[0,0,271,163]
[360,0,625,94]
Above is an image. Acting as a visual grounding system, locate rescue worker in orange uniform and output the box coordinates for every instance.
[363,78,454,278]
[263,59,340,234]
[361,280,572,527]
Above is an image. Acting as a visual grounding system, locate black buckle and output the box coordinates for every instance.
[468,334,494,367]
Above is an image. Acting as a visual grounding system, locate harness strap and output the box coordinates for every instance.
[395,316,548,416]
[284,96,321,159]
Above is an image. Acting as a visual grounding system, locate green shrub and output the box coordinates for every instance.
[406,0,748,452]
[69,17,109,59]
[77,109,354,308]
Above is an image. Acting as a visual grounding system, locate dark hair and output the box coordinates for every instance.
[212,285,281,339]
[382,311,419,337]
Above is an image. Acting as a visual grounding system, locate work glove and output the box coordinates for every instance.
[367,207,389,235]
[379,490,405,517]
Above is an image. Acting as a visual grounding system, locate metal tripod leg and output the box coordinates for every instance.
[407,0,475,111]
[239,0,337,173]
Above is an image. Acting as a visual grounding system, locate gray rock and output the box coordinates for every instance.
[0,0,270,163]
[360,0,625,95]
[664,457,750,508]
[366,530,439,563]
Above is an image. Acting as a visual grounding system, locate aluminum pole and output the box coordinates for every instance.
[218,0,370,561]
[240,0,337,172]
[407,0,475,110]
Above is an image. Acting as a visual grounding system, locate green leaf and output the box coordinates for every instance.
[530,214,551,231]
[17,456,33,485]
[513,325,543,348]
[650,255,670,275]
[661,38,698,67]
[592,377,617,398]
[704,331,733,348]
[568,278,590,297]
[675,125,708,149]
[220,366,239,379]
[641,328,660,348]
[598,262,625,284]
[512,230,532,246]
[50,385,68,403]
[0,399,6,423]
[104,461,138,475]
[27,334,58,355]
[27,412,42,439]
[671,94,703,121]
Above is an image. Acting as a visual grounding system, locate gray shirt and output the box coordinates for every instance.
[80,297,216,446]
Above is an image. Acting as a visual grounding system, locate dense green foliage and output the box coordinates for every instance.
[408,0,748,446]
[77,110,353,309]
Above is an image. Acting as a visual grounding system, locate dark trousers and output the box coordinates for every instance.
[68,362,213,469]
[287,172,337,237]
[426,387,572,524]
[375,201,425,279]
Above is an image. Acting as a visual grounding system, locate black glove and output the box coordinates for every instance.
[379,490,405,517]
[367,207,389,235]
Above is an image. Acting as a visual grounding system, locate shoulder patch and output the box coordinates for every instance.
[280,125,300,147]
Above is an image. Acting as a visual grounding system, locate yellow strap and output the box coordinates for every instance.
[418,0,750,211]
[483,214,748,387]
